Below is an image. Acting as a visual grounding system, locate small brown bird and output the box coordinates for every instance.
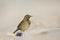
[13,14,32,33]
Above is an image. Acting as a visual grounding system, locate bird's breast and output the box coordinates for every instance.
[20,21,30,32]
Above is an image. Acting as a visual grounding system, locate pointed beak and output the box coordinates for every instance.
[30,15,32,17]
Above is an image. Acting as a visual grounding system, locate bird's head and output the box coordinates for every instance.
[25,14,32,18]
[23,14,32,21]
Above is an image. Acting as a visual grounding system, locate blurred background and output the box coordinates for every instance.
[0,0,60,40]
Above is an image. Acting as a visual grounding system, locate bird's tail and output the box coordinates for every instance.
[13,29,18,33]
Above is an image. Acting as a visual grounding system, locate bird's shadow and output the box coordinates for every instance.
[16,32,23,37]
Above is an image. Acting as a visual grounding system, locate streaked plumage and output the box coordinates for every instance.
[13,14,31,33]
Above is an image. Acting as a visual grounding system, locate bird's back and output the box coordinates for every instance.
[17,20,30,32]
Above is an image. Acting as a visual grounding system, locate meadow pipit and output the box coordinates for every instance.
[13,14,32,34]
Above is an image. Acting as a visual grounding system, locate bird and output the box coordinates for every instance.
[13,14,32,34]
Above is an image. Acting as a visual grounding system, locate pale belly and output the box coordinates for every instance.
[21,22,30,32]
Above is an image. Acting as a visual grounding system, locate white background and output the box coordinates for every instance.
[0,0,60,40]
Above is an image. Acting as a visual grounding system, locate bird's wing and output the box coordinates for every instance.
[17,20,24,29]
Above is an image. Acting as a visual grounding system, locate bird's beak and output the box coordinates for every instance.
[30,15,32,17]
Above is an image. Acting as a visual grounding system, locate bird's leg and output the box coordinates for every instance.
[13,29,18,33]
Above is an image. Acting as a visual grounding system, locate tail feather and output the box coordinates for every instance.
[13,29,18,33]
